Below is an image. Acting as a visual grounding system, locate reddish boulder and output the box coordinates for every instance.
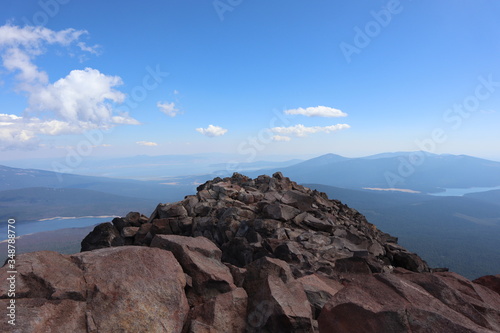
[474,274,500,296]
[244,257,314,332]
[0,247,189,333]
[297,274,343,318]
[150,234,235,294]
[188,287,248,333]
[318,271,500,333]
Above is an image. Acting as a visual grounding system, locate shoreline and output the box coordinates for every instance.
[37,215,117,221]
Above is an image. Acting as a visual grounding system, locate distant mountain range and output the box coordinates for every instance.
[246,152,500,193]
[0,164,195,221]
[2,154,306,180]
[0,164,193,202]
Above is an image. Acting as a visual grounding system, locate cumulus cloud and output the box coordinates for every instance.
[157,101,181,117]
[0,114,37,150]
[270,124,350,138]
[27,68,131,124]
[136,141,158,146]
[272,135,292,142]
[0,24,140,150]
[284,106,347,117]
[196,125,228,137]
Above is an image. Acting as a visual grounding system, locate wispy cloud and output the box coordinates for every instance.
[272,135,292,142]
[196,124,228,137]
[157,101,181,117]
[136,141,158,146]
[77,42,101,55]
[284,106,347,117]
[270,124,350,138]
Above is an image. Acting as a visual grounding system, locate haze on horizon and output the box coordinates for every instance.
[1,0,499,164]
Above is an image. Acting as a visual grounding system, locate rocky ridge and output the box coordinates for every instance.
[1,172,500,332]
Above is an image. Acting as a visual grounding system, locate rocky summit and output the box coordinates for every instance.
[2,172,500,332]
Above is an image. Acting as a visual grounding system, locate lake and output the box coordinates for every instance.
[430,186,500,197]
[2,216,114,239]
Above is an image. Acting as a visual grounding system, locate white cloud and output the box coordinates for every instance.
[136,141,158,146]
[0,113,84,150]
[196,125,228,137]
[0,24,87,50]
[284,106,347,117]
[272,135,292,142]
[157,101,181,117]
[0,24,140,150]
[2,47,48,85]
[0,114,38,150]
[0,24,90,86]
[27,68,130,125]
[270,124,350,138]
[77,42,100,55]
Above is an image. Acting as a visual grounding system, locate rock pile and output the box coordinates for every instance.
[2,172,500,332]
[82,172,430,276]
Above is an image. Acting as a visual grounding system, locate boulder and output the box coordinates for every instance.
[473,274,500,296]
[297,274,343,318]
[0,247,189,333]
[150,235,235,294]
[318,271,500,333]
[188,287,248,333]
[263,203,301,221]
[80,222,123,252]
[122,226,139,238]
[244,257,314,332]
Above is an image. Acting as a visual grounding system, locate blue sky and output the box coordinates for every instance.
[1,0,499,164]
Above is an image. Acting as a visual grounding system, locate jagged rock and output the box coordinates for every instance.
[134,222,152,245]
[263,203,301,221]
[225,263,247,287]
[333,256,372,274]
[0,247,189,333]
[124,211,142,226]
[473,274,500,296]
[150,234,235,295]
[318,269,500,333]
[301,213,334,233]
[187,287,248,333]
[244,257,314,332]
[122,226,139,238]
[297,274,343,319]
[80,172,430,276]
[386,243,430,272]
[80,222,123,251]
